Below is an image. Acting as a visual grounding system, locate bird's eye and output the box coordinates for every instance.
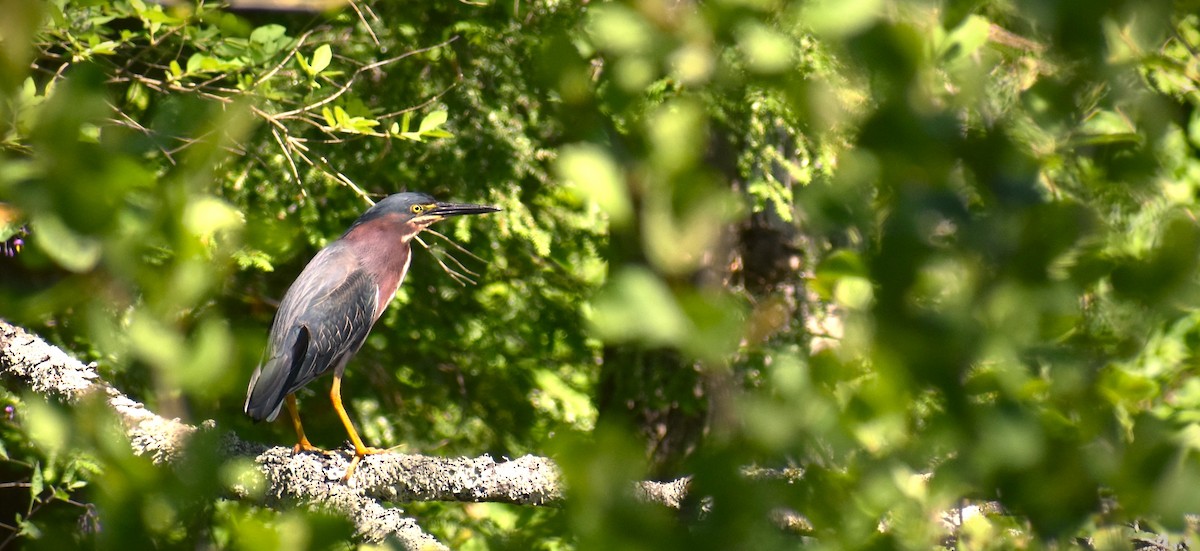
[411,204,423,214]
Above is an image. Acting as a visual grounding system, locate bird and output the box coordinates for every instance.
[244,192,500,480]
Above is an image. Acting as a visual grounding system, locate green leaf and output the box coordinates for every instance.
[16,514,41,539]
[249,24,287,45]
[737,23,793,74]
[348,117,380,133]
[139,7,183,28]
[126,81,148,111]
[296,52,312,76]
[186,53,205,74]
[87,40,119,56]
[183,196,244,240]
[941,15,992,63]
[20,77,36,100]
[417,110,448,133]
[31,214,102,273]
[311,44,332,75]
[233,249,275,272]
[678,290,747,362]
[801,0,883,38]
[30,463,44,506]
[589,267,690,346]
[813,250,868,299]
[249,24,290,56]
[557,144,631,225]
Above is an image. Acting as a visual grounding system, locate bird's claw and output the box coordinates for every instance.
[340,446,387,481]
[293,441,332,455]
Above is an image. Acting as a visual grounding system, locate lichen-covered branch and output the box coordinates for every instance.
[635,477,691,509]
[0,319,445,550]
[5,318,1120,546]
[352,452,563,505]
[0,318,717,549]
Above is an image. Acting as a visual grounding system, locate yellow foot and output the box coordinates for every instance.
[341,447,386,481]
[292,441,331,455]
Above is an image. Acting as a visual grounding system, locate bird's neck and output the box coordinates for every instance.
[342,216,415,316]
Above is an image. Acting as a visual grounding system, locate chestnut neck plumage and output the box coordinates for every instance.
[342,212,419,318]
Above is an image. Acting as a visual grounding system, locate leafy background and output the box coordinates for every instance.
[2,0,1200,548]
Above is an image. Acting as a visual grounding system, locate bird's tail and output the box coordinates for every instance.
[243,366,284,422]
[244,326,309,422]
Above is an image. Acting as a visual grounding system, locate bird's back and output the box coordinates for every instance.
[244,243,378,421]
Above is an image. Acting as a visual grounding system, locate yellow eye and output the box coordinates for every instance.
[411,204,423,214]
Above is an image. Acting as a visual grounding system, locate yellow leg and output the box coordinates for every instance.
[330,374,383,480]
[286,394,328,454]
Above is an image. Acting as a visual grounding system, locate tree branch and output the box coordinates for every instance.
[0,318,723,548]
[14,318,1160,546]
[0,319,445,550]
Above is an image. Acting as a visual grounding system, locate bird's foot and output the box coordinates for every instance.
[340,446,387,481]
[292,440,332,455]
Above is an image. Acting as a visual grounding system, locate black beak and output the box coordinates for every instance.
[429,201,502,217]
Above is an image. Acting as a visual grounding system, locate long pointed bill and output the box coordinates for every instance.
[410,200,500,227]
[427,201,502,218]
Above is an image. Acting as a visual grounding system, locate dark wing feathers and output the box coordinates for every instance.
[244,244,378,422]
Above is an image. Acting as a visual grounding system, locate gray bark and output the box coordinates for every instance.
[0,319,440,550]
[0,319,700,549]
[17,318,1150,546]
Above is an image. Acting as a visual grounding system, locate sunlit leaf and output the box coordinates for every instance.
[801,0,883,37]
[29,462,43,506]
[184,196,243,242]
[556,144,631,225]
[737,22,793,74]
[249,24,286,45]
[417,110,448,133]
[940,15,992,64]
[310,44,332,74]
[30,214,101,272]
[588,267,689,346]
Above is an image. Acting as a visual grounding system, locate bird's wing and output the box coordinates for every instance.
[244,244,379,422]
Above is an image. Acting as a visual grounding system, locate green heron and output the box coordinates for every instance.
[244,192,500,479]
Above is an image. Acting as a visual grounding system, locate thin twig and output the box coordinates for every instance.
[348,0,381,47]
[253,29,316,88]
[377,82,458,120]
[437,249,482,282]
[415,235,477,286]
[285,146,375,203]
[271,127,305,187]
[424,228,488,264]
[105,106,177,164]
[272,37,458,120]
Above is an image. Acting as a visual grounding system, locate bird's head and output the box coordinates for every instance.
[346,192,500,240]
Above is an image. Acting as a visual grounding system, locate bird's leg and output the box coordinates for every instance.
[285,394,328,454]
[330,374,384,480]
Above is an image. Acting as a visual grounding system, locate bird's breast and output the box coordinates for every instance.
[342,215,415,320]
[370,247,411,318]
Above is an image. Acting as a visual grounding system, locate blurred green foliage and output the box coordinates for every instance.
[3,0,1200,549]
